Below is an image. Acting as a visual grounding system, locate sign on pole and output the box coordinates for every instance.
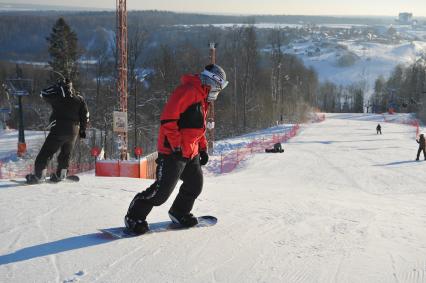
[113,111,128,133]
[4,78,32,156]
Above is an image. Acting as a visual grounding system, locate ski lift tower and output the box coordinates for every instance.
[207,42,217,155]
[3,78,32,157]
[116,0,128,160]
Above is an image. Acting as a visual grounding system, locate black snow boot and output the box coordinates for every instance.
[124,215,149,235]
[26,174,42,184]
[168,210,198,227]
[50,169,68,183]
[25,169,47,184]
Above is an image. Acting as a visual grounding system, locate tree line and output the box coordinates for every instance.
[0,10,404,61]
[371,59,426,122]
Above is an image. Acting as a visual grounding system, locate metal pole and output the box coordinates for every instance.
[17,95,26,156]
[134,76,137,155]
[116,0,128,160]
[18,96,25,144]
[207,42,216,155]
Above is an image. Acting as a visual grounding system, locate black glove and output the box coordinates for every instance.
[172,147,188,162]
[199,150,209,166]
[79,130,86,139]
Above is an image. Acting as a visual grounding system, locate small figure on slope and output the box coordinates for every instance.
[124,64,228,235]
[26,78,89,184]
[376,123,382,135]
[265,142,284,153]
[415,133,426,161]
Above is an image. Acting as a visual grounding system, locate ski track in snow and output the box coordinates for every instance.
[35,204,61,282]
[1,113,426,282]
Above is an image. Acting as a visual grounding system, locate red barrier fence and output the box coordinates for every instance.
[217,124,300,174]
[94,152,158,179]
[0,160,95,179]
[1,114,325,179]
[0,152,159,180]
[215,113,326,174]
[382,115,420,138]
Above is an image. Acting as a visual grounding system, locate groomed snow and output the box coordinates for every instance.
[1,113,426,283]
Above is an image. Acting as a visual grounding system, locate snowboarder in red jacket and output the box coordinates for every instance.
[124,64,228,235]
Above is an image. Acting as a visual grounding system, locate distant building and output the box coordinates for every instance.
[398,13,413,24]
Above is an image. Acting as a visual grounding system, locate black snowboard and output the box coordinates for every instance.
[53,175,80,182]
[10,175,80,186]
[99,216,217,239]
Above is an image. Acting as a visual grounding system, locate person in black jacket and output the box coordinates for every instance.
[26,78,89,184]
[416,133,426,161]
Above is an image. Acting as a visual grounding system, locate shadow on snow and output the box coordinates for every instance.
[0,233,111,265]
[374,160,421,166]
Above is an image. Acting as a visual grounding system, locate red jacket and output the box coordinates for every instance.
[157,74,209,159]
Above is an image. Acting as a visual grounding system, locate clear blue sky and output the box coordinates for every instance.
[9,0,426,16]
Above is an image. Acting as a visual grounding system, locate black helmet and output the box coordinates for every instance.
[200,64,228,102]
[57,78,74,97]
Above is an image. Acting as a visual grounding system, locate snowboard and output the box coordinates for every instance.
[99,216,217,239]
[10,175,80,186]
[53,175,80,182]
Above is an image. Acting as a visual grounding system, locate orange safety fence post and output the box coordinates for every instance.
[17,142,27,157]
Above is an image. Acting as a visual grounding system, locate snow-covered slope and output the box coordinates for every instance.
[1,114,426,282]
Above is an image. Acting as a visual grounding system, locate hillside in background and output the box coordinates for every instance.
[0,10,417,61]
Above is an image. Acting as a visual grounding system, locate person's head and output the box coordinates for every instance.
[420,133,425,139]
[200,64,228,102]
[58,78,74,97]
[65,78,73,92]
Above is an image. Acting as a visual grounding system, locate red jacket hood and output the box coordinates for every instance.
[181,74,209,99]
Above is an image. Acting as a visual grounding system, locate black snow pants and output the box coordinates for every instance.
[417,147,426,160]
[126,153,203,221]
[34,121,79,177]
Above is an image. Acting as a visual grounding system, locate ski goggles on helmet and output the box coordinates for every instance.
[200,69,229,91]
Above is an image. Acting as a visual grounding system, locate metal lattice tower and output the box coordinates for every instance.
[116,0,128,159]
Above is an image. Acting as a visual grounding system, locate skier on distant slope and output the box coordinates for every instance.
[415,133,426,161]
[124,64,228,235]
[26,78,89,184]
[376,123,382,135]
